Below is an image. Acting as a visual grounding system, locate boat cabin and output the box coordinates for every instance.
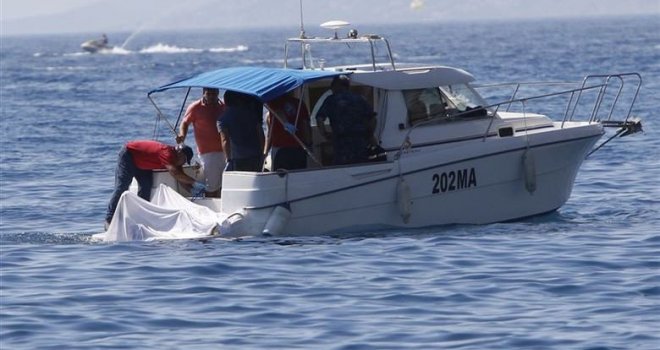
[297,67,503,167]
[148,25,555,179]
[278,26,549,167]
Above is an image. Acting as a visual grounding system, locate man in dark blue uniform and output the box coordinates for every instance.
[316,75,376,165]
[218,91,265,171]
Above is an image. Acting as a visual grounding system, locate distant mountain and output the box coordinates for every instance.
[2,0,419,36]
[2,0,657,36]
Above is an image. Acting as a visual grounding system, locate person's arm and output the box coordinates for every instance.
[368,117,378,146]
[300,116,312,146]
[220,129,231,162]
[258,122,266,156]
[316,114,330,140]
[165,164,197,191]
[315,99,331,140]
[176,121,189,144]
[177,104,196,144]
[366,105,378,146]
[319,118,332,140]
[264,112,273,154]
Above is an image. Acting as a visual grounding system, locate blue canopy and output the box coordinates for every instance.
[149,67,347,102]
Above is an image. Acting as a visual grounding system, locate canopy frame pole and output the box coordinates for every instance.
[266,106,321,166]
[147,93,178,138]
[263,86,321,170]
[265,99,321,168]
[174,87,192,131]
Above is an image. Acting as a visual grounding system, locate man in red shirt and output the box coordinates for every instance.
[177,87,225,197]
[265,94,311,170]
[104,140,200,228]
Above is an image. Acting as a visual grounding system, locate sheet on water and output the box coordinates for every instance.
[94,184,223,242]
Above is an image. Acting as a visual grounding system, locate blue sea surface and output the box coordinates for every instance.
[1,16,659,349]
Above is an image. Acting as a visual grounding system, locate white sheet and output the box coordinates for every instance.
[94,184,225,242]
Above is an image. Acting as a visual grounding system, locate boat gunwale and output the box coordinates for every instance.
[236,130,603,210]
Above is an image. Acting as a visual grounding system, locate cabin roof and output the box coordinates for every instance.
[349,66,475,90]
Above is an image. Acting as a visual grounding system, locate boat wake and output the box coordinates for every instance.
[137,43,248,54]
[57,44,248,56]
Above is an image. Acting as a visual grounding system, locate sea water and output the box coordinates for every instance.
[1,16,659,349]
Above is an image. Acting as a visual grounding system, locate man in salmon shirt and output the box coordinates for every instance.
[177,87,226,197]
[104,140,201,229]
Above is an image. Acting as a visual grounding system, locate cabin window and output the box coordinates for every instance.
[439,84,486,111]
[404,84,490,126]
[403,87,450,125]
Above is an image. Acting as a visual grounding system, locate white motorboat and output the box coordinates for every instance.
[80,34,112,53]
[98,23,642,241]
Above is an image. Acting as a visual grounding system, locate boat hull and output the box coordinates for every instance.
[218,123,602,236]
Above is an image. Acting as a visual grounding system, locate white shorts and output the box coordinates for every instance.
[199,151,226,192]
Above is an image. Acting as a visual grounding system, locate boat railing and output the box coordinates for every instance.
[567,73,641,125]
[474,81,577,112]
[474,73,641,127]
[394,82,606,160]
[284,35,396,71]
[395,73,643,156]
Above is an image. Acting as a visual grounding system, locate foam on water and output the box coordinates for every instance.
[138,43,205,54]
[53,44,249,56]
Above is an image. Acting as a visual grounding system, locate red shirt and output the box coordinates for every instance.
[182,99,225,154]
[268,96,309,148]
[126,140,178,170]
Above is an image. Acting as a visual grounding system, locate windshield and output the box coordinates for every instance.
[440,84,488,111]
[403,84,490,126]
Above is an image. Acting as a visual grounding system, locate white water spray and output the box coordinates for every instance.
[119,0,215,50]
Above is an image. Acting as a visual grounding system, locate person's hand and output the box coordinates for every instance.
[320,129,330,140]
[192,181,206,197]
[175,135,185,144]
[283,122,297,134]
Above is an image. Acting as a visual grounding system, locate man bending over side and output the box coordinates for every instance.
[104,140,201,228]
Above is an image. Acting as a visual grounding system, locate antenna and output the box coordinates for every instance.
[299,0,306,38]
[320,20,350,39]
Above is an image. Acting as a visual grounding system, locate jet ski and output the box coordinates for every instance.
[81,34,112,53]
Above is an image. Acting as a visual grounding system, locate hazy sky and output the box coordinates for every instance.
[1,0,659,36]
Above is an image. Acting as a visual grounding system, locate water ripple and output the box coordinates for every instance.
[2,17,660,350]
